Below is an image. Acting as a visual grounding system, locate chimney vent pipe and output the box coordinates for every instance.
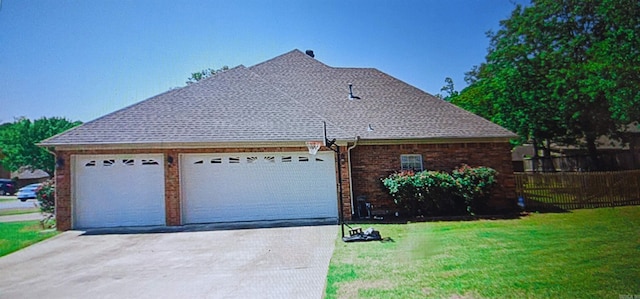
[305,50,315,58]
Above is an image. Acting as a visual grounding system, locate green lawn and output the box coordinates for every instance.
[0,207,40,216]
[0,221,58,257]
[326,206,640,298]
[0,197,17,203]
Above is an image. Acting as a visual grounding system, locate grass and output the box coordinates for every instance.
[0,197,18,203]
[0,207,40,216]
[0,220,58,257]
[325,206,640,298]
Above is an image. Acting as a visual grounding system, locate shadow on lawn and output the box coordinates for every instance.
[346,212,527,226]
[522,199,571,213]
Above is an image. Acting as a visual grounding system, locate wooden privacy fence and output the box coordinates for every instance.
[514,170,640,210]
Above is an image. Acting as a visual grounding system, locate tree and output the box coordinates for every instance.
[0,117,82,176]
[186,65,229,85]
[453,0,640,170]
[439,77,458,101]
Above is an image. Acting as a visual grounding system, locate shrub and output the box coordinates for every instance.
[382,165,498,217]
[382,170,419,216]
[451,164,498,214]
[36,179,55,215]
[414,170,458,215]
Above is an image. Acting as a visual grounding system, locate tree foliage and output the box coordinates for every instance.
[0,117,82,176]
[450,0,640,168]
[186,65,229,85]
[439,77,458,100]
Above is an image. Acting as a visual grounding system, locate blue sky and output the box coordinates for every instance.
[0,0,527,123]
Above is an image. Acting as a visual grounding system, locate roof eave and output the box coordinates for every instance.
[39,135,516,151]
[354,136,516,145]
[38,140,330,151]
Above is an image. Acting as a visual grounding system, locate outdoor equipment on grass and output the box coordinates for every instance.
[342,226,382,242]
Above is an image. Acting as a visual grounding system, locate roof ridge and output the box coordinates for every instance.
[248,49,332,70]
[189,65,246,85]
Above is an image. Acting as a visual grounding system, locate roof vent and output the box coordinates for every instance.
[348,83,361,100]
[305,50,315,58]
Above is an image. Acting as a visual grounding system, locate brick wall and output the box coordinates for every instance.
[349,142,516,217]
[53,142,512,230]
[53,146,350,230]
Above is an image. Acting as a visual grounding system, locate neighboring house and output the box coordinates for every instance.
[40,49,517,230]
[11,168,50,188]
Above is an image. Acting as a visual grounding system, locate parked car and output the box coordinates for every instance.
[17,183,42,202]
[0,179,16,196]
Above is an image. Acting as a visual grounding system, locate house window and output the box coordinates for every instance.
[400,154,423,171]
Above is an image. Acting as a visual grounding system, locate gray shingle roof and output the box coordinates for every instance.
[41,50,515,147]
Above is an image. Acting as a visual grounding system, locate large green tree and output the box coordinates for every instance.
[0,117,82,176]
[451,0,640,169]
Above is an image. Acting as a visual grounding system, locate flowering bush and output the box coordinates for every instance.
[382,165,498,217]
[382,171,417,215]
[451,164,498,214]
[36,179,55,215]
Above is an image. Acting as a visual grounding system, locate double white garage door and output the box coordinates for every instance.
[73,152,338,228]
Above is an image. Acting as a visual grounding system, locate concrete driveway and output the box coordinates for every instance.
[0,225,338,298]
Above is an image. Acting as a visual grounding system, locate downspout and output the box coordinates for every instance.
[347,136,360,216]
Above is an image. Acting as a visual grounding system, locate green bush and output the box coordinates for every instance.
[382,165,498,217]
[451,165,498,214]
[382,170,420,216]
[36,179,55,215]
[414,170,458,215]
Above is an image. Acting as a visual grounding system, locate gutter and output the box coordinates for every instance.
[346,136,360,216]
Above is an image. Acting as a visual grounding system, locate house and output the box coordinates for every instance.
[40,49,517,230]
[11,168,50,188]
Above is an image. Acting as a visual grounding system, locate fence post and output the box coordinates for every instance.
[609,173,615,207]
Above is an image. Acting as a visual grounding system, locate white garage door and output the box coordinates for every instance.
[181,152,338,224]
[73,154,166,228]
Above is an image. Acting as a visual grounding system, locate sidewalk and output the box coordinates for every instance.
[0,213,42,222]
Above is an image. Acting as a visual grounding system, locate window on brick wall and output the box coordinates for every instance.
[400,154,423,171]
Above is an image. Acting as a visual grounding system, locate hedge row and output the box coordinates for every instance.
[382,165,497,216]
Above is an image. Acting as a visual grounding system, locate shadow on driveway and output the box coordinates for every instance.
[80,218,337,235]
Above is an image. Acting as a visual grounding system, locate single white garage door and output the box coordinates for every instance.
[73,154,166,228]
[181,152,338,224]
